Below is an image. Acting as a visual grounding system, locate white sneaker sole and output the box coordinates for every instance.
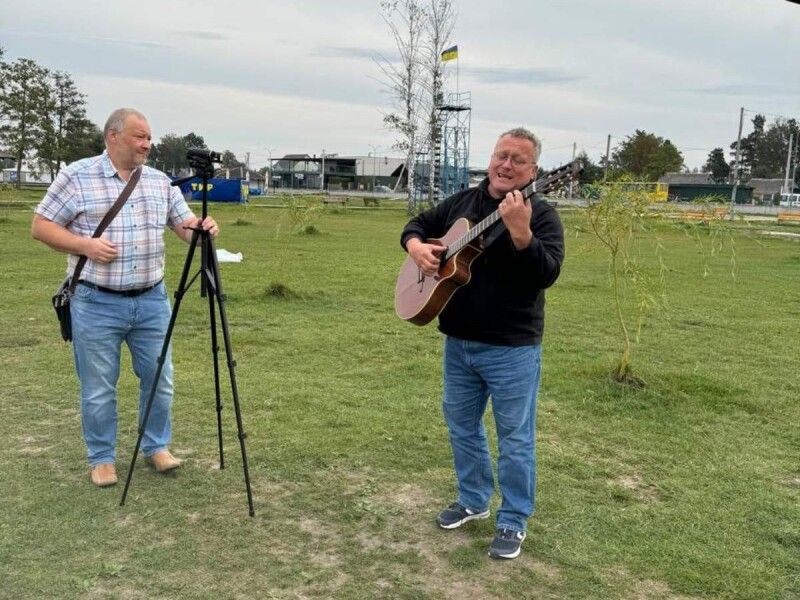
[488,546,522,559]
[438,509,490,529]
[488,533,526,559]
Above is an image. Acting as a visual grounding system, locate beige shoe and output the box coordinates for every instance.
[146,450,182,473]
[90,463,118,487]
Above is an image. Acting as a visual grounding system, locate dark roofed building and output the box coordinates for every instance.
[658,172,714,185]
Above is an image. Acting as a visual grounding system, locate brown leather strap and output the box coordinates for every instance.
[68,167,142,294]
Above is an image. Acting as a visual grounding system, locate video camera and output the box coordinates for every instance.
[187,148,221,166]
[186,148,221,178]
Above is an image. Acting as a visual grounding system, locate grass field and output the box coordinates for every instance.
[0,196,798,599]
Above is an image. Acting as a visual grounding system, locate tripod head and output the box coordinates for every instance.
[170,148,222,219]
[187,148,221,180]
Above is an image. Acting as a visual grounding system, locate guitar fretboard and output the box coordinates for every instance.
[439,161,581,262]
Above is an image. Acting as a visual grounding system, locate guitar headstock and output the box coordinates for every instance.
[522,159,583,199]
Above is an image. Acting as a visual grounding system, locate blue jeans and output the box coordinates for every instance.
[70,281,174,466]
[443,336,541,533]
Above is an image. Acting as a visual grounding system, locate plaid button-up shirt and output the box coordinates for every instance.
[36,151,194,290]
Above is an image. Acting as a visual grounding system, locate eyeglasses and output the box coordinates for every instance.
[492,152,535,167]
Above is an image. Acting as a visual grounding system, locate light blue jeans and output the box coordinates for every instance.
[443,336,541,533]
[70,281,174,466]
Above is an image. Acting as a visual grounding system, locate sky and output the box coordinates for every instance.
[3,0,800,172]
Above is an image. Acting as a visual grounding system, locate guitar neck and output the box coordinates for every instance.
[443,179,538,261]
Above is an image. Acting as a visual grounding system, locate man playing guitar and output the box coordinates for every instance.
[400,127,565,560]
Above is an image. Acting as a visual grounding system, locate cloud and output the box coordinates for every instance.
[315,46,381,61]
[0,29,174,51]
[465,67,581,86]
[170,30,231,42]
[688,83,800,97]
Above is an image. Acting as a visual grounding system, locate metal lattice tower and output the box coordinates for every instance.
[414,91,471,207]
[438,91,471,200]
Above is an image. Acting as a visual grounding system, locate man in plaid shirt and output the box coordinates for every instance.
[32,108,219,487]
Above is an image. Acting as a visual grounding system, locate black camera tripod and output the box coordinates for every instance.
[120,149,254,516]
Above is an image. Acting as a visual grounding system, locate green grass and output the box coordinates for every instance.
[0,199,798,599]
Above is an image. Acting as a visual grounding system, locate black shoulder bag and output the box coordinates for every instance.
[52,167,142,342]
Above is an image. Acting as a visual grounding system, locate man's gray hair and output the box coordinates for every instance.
[500,127,542,163]
[103,108,147,140]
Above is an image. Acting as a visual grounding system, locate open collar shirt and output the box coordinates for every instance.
[36,151,194,290]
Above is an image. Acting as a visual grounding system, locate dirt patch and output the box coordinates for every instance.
[608,566,701,599]
[16,434,55,455]
[378,482,435,511]
[614,473,661,502]
[629,577,703,600]
[524,557,562,581]
[778,475,800,488]
[441,579,496,599]
[87,585,147,599]
[251,478,300,502]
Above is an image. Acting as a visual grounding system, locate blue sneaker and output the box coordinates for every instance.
[436,502,490,529]
[488,528,526,559]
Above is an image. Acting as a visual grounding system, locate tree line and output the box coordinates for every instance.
[3,47,797,190]
[0,49,247,187]
[0,49,104,186]
[572,116,798,187]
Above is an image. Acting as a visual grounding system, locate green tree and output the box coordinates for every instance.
[731,114,765,178]
[575,150,604,184]
[585,180,658,386]
[731,115,800,181]
[704,148,730,183]
[63,120,104,164]
[149,132,207,174]
[0,58,52,187]
[183,132,207,152]
[220,150,243,169]
[611,130,684,181]
[37,71,89,179]
[757,118,799,180]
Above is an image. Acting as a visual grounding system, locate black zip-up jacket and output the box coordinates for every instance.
[400,178,564,346]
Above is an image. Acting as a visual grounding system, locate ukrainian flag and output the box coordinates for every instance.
[441,45,458,62]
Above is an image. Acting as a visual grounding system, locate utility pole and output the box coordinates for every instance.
[604,134,611,181]
[569,142,576,199]
[782,133,794,196]
[245,152,250,186]
[321,148,325,192]
[730,107,744,221]
[368,143,379,191]
[264,148,275,195]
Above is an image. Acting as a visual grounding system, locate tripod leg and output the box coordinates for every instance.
[120,228,201,506]
[207,236,255,517]
[204,239,226,470]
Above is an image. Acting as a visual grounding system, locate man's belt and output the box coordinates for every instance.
[78,279,162,297]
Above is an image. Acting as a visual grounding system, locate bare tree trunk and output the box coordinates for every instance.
[424,0,455,206]
[377,0,428,214]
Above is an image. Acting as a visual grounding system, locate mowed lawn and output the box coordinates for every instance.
[0,196,798,599]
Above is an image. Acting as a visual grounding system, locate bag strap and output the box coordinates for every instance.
[68,167,142,293]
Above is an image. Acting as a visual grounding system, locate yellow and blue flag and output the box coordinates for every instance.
[441,45,458,62]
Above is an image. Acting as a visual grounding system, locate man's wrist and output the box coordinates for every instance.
[511,228,533,250]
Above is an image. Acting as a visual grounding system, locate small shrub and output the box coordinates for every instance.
[264,282,300,300]
[287,198,322,234]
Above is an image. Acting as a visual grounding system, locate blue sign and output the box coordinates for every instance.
[176,178,247,203]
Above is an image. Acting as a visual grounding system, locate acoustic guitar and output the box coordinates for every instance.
[394,160,582,325]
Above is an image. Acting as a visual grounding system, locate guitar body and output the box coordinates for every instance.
[394,218,483,325]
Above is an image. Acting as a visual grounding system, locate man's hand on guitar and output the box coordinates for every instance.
[498,190,533,249]
[407,237,445,277]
